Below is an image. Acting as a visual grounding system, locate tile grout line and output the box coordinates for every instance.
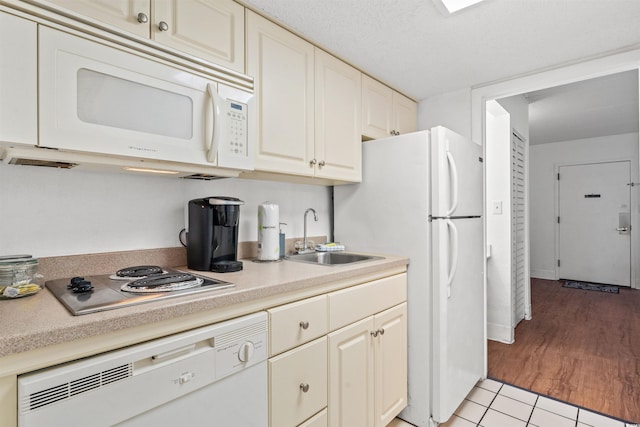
[477,382,503,426]
[525,394,539,427]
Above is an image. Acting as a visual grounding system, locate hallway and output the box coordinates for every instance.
[487,279,640,423]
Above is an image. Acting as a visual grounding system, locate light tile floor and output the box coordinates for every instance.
[387,378,638,427]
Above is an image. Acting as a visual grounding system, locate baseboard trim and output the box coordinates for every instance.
[487,322,514,344]
[531,269,556,280]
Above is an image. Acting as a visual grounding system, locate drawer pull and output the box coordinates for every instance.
[136,12,148,24]
[300,383,310,393]
[371,328,385,338]
[299,321,310,330]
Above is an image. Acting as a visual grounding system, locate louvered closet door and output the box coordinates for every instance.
[511,133,526,326]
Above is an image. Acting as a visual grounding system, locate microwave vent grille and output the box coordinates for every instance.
[181,173,228,181]
[9,158,78,169]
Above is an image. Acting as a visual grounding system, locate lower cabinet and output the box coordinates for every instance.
[269,337,328,427]
[328,303,407,427]
[268,273,407,427]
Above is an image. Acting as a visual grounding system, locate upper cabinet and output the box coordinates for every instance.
[247,11,362,182]
[246,10,315,177]
[315,49,362,182]
[0,12,37,146]
[45,0,245,72]
[362,75,417,140]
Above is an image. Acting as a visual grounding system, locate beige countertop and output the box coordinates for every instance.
[0,252,408,360]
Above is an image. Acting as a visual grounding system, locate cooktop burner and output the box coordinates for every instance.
[46,267,234,316]
[121,272,204,293]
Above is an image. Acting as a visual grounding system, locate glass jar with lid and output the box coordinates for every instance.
[0,255,44,299]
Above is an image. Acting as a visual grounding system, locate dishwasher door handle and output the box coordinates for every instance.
[152,343,197,362]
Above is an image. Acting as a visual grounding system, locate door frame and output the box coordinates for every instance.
[554,159,633,284]
[472,49,640,290]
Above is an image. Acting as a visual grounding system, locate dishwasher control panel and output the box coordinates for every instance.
[214,313,268,379]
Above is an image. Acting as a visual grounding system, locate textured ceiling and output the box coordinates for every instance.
[240,0,640,101]
[526,70,639,145]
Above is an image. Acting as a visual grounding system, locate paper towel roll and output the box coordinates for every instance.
[257,202,279,260]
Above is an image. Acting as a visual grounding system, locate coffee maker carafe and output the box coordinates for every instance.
[186,197,243,273]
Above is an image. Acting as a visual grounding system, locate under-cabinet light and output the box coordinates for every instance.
[122,167,180,175]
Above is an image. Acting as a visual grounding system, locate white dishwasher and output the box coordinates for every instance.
[18,311,268,427]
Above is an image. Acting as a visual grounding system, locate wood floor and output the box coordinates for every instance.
[487,278,640,423]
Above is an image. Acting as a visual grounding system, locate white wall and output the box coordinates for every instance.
[485,101,511,342]
[484,95,529,343]
[529,132,639,283]
[418,88,472,138]
[0,164,331,258]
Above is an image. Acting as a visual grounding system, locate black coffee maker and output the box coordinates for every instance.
[186,197,243,273]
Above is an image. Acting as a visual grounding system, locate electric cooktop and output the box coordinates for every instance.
[46,265,234,316]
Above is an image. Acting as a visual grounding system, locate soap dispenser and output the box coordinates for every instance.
[279,223,287,258]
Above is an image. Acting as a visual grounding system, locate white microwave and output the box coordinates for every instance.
[38,26,254,171]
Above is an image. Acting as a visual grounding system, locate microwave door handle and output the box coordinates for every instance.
[206,83,224,163]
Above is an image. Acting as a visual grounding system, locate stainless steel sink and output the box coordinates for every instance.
[286,252,383,266]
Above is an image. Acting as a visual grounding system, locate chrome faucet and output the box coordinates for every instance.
[299,208,318,254]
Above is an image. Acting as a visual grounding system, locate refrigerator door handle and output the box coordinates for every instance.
[446,219,458,298]
[445,150,459,216]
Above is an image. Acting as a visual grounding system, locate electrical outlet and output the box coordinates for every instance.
[492,201,502,215]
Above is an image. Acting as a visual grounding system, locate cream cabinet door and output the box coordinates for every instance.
[0,12,37,145]
[247,10,315,176]
[362,75,417,140]
[374,303,407,427]
[362,75,393,140]
[152,0,244,72]
[46,0,151,37]
[328,317,375,427]
[314,48,362,182]
[392,92,417,136]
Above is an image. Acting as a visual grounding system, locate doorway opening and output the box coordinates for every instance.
[479,67,640,420]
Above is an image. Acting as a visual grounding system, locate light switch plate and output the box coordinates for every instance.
[492,201,502,215]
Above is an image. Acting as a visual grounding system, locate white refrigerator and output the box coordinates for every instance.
[334,127,485,426]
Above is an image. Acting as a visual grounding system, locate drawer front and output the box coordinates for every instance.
[269,294,328,356]
[299,408,328,427]
[329,273,407,331]
[269,337,328,427]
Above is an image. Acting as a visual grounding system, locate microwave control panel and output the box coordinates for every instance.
[225,100,248,158]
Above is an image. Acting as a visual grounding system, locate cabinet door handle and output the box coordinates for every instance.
[309,158,317,167]
[371,330,379,337]
[318,160,326,167]
[158,21,169,32]
[300,383,310,393]
[299,321,309,330]
[136,12,148,23]
[378,328,385,335]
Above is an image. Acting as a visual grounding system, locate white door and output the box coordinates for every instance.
[558,161,631,286]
